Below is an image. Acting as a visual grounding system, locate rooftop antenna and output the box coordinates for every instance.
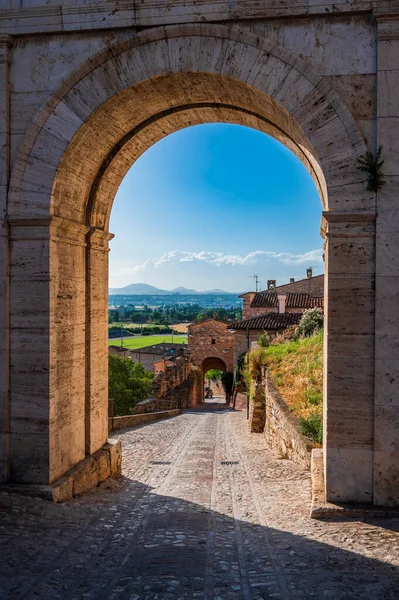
[248,274,259,292]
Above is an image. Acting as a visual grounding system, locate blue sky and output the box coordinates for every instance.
[109,124,323,293]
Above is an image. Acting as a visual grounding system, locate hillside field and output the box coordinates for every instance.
[264,330,323,444]
[108,335,187,350]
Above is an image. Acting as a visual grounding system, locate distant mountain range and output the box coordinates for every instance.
[109,283,237,295]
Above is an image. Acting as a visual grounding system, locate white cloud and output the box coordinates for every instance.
[114,248,323,275]
[151,248,323,267]
[116,258,152,277]
[109,247,324,288]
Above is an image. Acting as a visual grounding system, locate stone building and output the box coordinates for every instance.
[108,346,129,358]
[234,273,325,353]
[188,319,237,400]
[241,291,324,321]
[130,343,188,372]
[240,270,324,320]
[232,312,303,355]
[188,318,236,372]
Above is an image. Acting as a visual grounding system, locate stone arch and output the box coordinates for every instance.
[6,24,377,504]
[9,23,371,224]
[202,357,227,402]
[202,357,227,374]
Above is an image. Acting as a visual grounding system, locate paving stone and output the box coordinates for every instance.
[0,408,398,599]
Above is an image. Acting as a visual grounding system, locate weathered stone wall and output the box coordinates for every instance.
[127,358,196,414]
[249,381,266,434]
[109,409,182,432]
[233,330,249,363]
[152,357,190,398]
[264,374,316,469]
[1,2,399,506]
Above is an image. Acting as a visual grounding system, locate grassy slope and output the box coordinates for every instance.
[264,330,323,443]
[108,335,187,350]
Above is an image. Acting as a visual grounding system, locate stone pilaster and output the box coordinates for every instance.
[322,211,376,503]
[0,35,12,483]
[8,217,52,483]
[85,228,113,456]
[7,216,90,484]
[374,11,399,506]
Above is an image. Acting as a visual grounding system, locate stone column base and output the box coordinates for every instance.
[0,439,122,503]
[310,449,399,519]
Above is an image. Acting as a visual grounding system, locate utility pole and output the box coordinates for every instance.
[248,274,260,292]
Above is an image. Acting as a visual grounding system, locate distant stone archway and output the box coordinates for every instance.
[3,22,392,505]
[202,357,227,374]
[202,357,227,402]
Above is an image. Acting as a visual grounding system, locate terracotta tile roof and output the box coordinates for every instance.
[231,312,302,330]
[272,274,324,296]
[251,293,277,308]
[250,292,324,309]
[187,317,230,328]
[287,293,323,309]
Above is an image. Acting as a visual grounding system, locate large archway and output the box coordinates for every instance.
[5,25,379,504]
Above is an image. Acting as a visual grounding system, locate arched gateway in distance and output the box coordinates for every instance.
[0,2,398,507]
[188,318,235,402]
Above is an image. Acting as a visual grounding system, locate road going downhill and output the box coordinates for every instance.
[0,403,398,599]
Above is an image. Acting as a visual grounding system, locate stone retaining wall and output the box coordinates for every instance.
[109,409,182,432]
[152,357,190,399]
[264,374,316,469]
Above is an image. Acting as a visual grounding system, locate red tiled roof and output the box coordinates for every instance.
[250,292,324,309]
[231,312,302,331]
[272,274,324,296]
[187,317,231,328]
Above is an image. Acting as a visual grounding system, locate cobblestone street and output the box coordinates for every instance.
[1,403,398,600]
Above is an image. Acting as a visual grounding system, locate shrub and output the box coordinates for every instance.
[248,346,268,381]
[240,365,253,399]
[270,325,299,345]
[257,332,270,348]
[299,412,323,444]
[234,353,246,383]
[297,307,324,338]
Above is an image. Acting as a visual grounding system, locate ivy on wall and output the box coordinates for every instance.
[357,146,386,193]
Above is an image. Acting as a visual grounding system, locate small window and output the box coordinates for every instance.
[211,338,216,344]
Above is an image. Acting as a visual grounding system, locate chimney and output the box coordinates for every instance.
[277,293,286,314]
[306,268,313,279]
[267,279,276,290]
[290,277,295,284]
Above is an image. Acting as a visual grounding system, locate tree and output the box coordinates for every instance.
[108,354,154,416]
[257,332,270,347]
[205,369,223,384]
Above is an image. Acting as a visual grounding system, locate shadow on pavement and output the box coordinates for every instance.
[0,477,398,600]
